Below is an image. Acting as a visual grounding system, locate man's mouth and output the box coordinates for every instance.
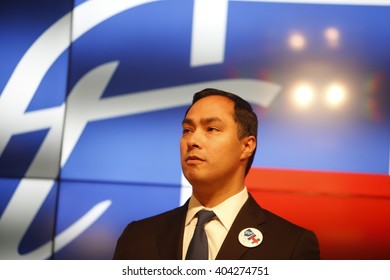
[186,155,205,164]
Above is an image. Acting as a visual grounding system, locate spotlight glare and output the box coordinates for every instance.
[288,32,306,50]
[294,84,314,107]
[325,84,346,107]
[324,27,340,48]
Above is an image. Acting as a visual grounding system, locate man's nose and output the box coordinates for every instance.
[187,131,202,149]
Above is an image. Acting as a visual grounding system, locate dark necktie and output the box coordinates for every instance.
[185,209,216,260]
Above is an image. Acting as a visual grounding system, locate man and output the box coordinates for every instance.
[113,88,320,260]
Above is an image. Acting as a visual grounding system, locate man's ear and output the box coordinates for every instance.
[241,136,256,160]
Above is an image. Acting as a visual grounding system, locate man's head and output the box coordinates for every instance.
[180,88,258,189]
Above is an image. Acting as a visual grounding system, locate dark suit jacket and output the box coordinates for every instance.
[113,194,320,259]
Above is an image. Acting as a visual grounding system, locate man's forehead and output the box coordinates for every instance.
[185,95,234,117]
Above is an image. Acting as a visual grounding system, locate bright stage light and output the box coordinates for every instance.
[288,32,306,51]
[294,84,314,107]
[324,27,340,48]
[325,84,346,107]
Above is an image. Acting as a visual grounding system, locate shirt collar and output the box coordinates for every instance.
[185,187,249,231]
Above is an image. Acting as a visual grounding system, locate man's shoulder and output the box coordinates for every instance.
[116,204,186,246]
[242,195,320,259]
[262,207,309,234]
[246,194,313,235]
[113,204,187,260]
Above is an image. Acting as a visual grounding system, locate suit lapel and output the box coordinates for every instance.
[157,202,188,260]
[216,195,266,260]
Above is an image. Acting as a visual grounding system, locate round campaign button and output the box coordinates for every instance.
[238,228,263,248]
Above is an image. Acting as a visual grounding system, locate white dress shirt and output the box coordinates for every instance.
[182,187,249,260]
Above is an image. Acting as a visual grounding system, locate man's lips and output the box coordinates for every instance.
[185,155,205,164]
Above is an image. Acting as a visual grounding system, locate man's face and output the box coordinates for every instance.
[180,95,248,187]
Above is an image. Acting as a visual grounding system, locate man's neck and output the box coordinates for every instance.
[192,182,245,208]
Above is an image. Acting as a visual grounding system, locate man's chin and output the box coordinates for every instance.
[182,172,207,186]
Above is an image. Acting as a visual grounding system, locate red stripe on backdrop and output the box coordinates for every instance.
[245,168,390,260]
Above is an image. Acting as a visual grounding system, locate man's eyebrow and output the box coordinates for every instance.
[182,117,223,125]
[200,117,223,125]
[182,118,194,125]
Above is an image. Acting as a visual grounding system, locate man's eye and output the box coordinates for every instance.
[207,127,219,132]
[182,128,192,134]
